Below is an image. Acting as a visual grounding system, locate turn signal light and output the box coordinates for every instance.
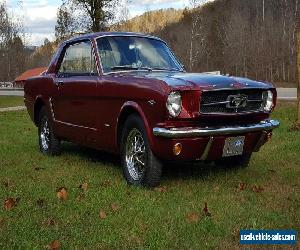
[173,143,182,156]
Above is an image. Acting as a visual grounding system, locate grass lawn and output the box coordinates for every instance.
[0,104,299,248]
[0,96,24,108]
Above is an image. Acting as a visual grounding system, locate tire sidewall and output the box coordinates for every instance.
[38,107,60,155]
[120,115,150,186]
[38,108,50,154]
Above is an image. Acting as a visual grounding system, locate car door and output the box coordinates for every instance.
[51,40,100,144]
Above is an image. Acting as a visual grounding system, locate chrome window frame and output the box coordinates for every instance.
[56,38,100,77]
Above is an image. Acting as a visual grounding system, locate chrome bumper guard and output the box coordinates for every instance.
[153,119,280,138]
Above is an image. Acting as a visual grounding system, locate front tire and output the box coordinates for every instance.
[120,115,162,187]
[38,106,61,156]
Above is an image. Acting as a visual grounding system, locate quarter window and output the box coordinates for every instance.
[59,41,97,75]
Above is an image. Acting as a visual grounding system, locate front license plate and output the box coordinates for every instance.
[222,136,245,157]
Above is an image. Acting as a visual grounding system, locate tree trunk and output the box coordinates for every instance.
[297,33,300,123]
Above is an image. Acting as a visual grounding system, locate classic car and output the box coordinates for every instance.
[24,32,280,187]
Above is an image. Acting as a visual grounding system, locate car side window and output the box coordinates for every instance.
[58,41,97,76]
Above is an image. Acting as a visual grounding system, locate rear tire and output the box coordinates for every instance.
[38,106,61,156]
[120,114,162,187]
[215,154,251,168]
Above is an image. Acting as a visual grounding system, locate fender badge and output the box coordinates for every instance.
[148,100,156,106]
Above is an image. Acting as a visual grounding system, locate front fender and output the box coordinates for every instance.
[117,101,155,150]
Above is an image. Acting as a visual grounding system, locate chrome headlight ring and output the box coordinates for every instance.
[166,91,182,117]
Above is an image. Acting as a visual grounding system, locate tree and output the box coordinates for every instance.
[55,2,77,41]
[188,0,203,71]
[55,0,120,40]
[0,0,25,81]
[73,0,116,32]
[295,25,300,129]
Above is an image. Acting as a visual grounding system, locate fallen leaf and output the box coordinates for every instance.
[186,212,200,223]
[203,202,212,217]
[237,182,247,190]
[2,179,13,188]
[4,197,19,210]
[79,182,88,192]
[111,203,120,212]
[252,185,264,193]
[56,187,68,200]
[139,223,148,232]
[76,192,85,201]
[37,198,46,208]
[43,218,56,227]
[154,186,167,193]
[100,180,111,188]
[34,167,45,171]
[99,209,107,219]
[126,187,132,197]
[46,240,61,250]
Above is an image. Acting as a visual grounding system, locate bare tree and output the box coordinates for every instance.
[0,0,25,81]
[295,24,300,128]
[55,1,77,41]
[55,0,125,41]
[188,0,203,71]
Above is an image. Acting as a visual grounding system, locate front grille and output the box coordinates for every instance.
[200,89,265,114]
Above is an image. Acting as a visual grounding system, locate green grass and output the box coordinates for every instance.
[0,96,24,108]
[0,105,299,249]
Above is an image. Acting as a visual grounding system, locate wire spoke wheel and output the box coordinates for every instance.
[125,128,146,181]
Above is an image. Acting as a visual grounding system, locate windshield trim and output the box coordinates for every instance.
[94,35,184,75]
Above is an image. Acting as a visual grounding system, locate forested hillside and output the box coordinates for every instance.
[111,0,299,84]
[154,0,299,83]
[1,0,298,85]
[110,8,183,34]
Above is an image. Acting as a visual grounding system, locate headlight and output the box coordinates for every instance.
[166,91,182,117]
[263,90,273,112]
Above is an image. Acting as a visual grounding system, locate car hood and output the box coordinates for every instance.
[117,71,273,90]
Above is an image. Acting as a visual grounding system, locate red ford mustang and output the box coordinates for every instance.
[24,32,280,187]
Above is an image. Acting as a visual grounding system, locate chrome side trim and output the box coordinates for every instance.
[49,98,57,121]
[201,87,274,92]
[153,119,280,138]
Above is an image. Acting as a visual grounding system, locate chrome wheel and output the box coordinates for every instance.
[125,128,146,181]
[40,120,50,151]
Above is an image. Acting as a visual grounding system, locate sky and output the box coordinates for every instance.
[6,0,208,46]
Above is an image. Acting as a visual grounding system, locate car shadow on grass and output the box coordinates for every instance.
[62,142,121,166]
[162,161,234,182]
[61,142,237,183]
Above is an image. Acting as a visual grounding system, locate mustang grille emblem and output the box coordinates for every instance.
[226,94,248,109]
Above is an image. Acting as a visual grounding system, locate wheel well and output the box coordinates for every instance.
[117,106,140,148]
[34,98,45,126]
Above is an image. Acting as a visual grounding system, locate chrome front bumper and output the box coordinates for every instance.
[153,119,280,138]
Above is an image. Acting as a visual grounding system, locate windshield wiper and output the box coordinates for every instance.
[110,66,152,72]
[152,67,183,72]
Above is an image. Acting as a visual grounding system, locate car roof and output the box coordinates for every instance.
[64,32,164,44]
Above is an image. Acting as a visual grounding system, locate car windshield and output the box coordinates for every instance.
[96,36,183,73]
